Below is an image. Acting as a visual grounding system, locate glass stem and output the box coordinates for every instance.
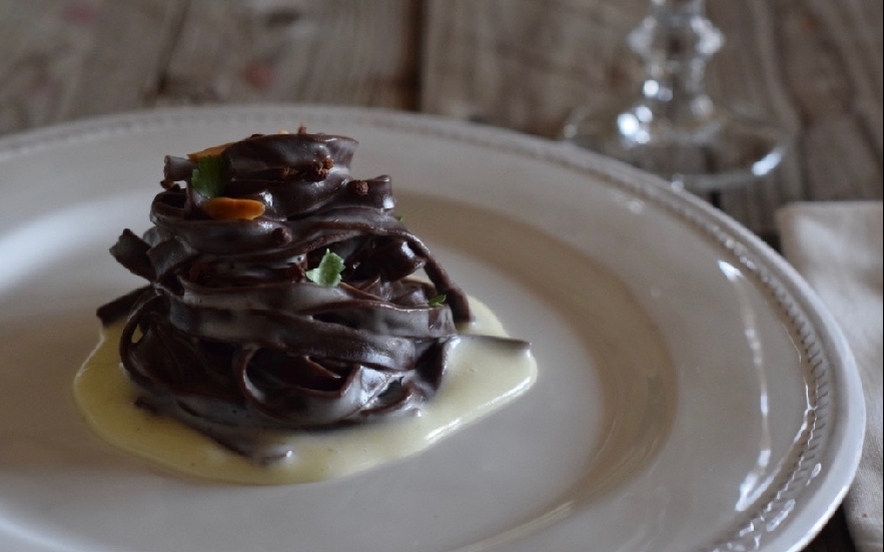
[628,0,723,128]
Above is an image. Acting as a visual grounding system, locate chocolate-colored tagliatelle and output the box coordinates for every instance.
[98,131,474,453]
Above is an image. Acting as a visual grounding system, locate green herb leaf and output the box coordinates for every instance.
[306,249,345,287]
[191,156,225,198]
[428,293,447,307]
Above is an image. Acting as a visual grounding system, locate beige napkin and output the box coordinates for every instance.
[777,201,883,552]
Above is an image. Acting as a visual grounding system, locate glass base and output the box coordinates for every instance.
[561,102,789,192]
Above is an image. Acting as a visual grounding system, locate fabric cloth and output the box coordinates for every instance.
[777,201,883,552]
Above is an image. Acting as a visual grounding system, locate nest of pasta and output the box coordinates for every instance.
[99,130,471,448]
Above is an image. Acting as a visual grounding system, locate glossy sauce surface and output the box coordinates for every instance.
[73,298,537,484]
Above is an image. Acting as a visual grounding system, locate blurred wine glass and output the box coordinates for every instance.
[562,0,789,195]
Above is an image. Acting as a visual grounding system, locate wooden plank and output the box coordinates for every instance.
[421,0,882,238]
[0,0,72,134]
[0,0,187,136]
[695,0,804,237]
[420,0,797,234]
[695,0,882,235]
[765,0,882,201]
[156,0,420,110]
[0,0,421,136]
[421,0,646,137]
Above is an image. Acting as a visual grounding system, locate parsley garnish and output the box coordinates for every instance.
[428,293,447,306]
[191,156,225,198]
[306,250,345,287]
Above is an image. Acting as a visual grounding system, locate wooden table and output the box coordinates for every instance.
[1,1,880,550]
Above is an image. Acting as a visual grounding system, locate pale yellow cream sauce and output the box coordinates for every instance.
[73,298,537,485]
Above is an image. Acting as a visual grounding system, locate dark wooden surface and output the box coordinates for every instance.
[1,1,880,550]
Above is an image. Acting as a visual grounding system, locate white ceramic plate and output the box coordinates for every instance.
[0,106,864,552]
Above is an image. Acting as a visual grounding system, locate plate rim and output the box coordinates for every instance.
[0,104,866,552]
